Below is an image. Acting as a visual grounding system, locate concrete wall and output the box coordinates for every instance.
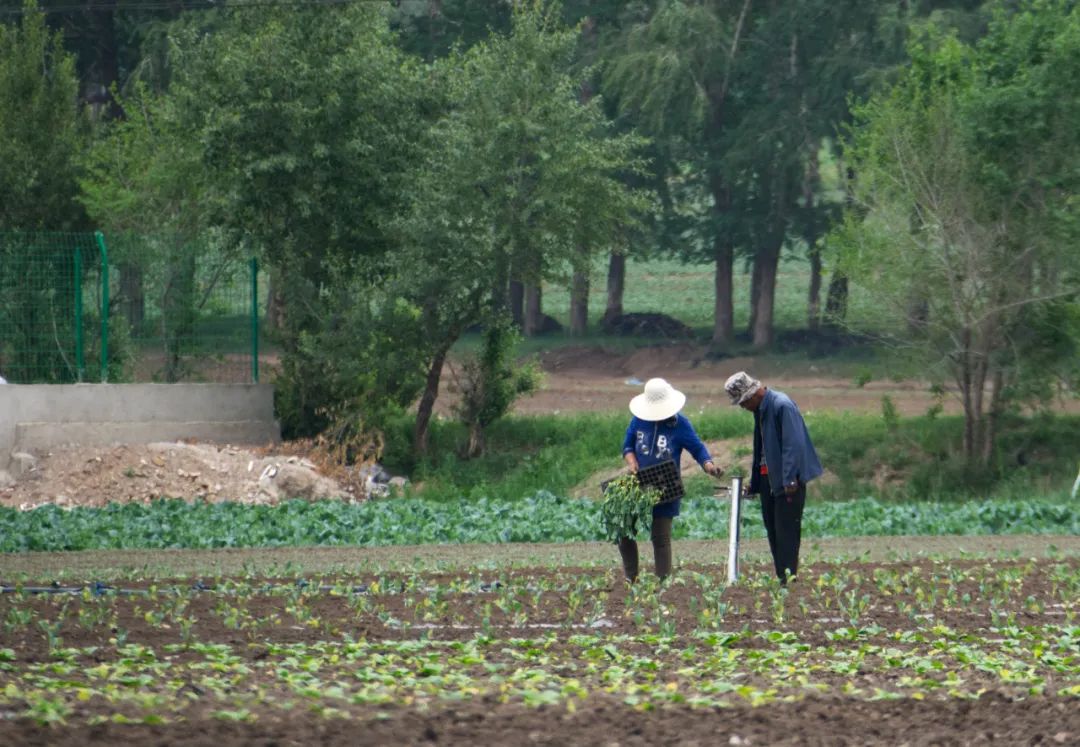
[0,384,279,470]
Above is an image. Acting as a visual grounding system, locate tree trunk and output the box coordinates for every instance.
[491,250,511,316]
[569,270,589,336]
[466,421,485,459]
[981,368,1004,465]
[963,354,980,464]
[957,326,992,466]
[162,246,196,382]
[603,252,625,324]
[824,162,855,329]
[523,284,542,337]
[751,241,782,349]
[748,252,762,338]
[414,342,452,456]
[712,236,734,345]
[85,7,124,120]
[265,275,286,331]
[508,280,524,329]
[906,295,929,337]
[804,150,822,330]
[807,248,822,330]
[824,273,848,327]
[710,180,734,345]
[119,263,145,331]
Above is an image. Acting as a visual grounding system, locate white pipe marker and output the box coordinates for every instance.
[727,476,743,583]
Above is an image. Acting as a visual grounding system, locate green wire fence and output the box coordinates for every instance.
[0,231,261,384]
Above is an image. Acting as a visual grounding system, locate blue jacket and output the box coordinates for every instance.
[748,389,823,497]
[622,413,712,518]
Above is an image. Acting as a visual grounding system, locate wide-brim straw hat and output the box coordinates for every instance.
[629,378,686,421]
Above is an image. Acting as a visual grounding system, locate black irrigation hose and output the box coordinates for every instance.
[0,579,504,597]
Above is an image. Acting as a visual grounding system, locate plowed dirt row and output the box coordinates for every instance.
[2,557,1078,745]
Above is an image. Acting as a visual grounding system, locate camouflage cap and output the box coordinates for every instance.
[724,371,761,406]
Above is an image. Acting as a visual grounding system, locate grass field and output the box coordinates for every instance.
[385,410,1080,504]
[540,256,898,336]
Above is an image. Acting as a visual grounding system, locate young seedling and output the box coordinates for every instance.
[599,475,661,544]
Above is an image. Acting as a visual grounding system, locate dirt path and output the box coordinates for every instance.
[503,343,951,416]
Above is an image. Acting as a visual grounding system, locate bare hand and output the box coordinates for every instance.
[624,453,639,474]
[703,461,724,478]
[784,481,799,496]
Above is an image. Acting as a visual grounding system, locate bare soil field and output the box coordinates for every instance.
[511,343,956,416]
[1,554,1078,745]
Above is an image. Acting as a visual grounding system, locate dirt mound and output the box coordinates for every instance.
[0,442,359,510]
[536,345,633,376]
[599,311,695,338]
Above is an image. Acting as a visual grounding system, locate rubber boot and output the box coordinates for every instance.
[651,516,673,580]
[618,537,639,583]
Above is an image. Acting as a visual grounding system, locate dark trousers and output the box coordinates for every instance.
[618,516,673,582]
[760,483,806,582]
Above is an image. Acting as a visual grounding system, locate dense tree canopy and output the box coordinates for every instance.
[2,0,1077,461]
[838,0,1080,464]
[392,2,650,452]
[0,1,85,229]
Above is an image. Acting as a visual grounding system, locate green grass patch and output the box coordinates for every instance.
[383,411,752,502]
[541,256,902,336]
[386,411,1080,504]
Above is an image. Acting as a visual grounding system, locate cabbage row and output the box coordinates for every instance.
[1,494,1077,552]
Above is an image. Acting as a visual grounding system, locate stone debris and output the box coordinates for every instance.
[9,452,37,478]
[0,442,407,510]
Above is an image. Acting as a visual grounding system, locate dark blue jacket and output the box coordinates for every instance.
[748,389,823,497]
[622,413,712,518]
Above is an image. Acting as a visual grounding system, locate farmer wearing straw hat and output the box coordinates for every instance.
[724,371,822,585]
[621,378,723,582]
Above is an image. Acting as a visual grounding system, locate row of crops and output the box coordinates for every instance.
[2,494,1078,552]
[0,558,1077,732]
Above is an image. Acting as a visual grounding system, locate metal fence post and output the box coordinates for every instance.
[251,257,259,384]
[726,477,743,584]
[74,243,84,381]
[95,231,109,382]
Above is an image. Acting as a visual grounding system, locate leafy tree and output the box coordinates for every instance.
[0,1,88,382]
[0,0,85,229]
[837,0,1080,464]
[274,267,432,458]
[394,1,650,453]
[0,0,187,119]
[79,82,215,381]
[392,0,512,59]
[451,316,541,458]
[603,1,976,347]
[150,3,430,435]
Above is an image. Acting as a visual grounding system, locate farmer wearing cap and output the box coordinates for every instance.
[621,378,723,582]
[724,371,822,584]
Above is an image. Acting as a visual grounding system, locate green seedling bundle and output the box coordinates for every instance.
[599,474,662,543]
